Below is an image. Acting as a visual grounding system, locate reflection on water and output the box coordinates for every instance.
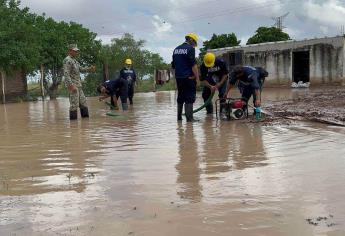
[176,124,202,203]
[1,90,345,235]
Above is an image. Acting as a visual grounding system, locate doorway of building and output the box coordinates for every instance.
[293,51,310,83]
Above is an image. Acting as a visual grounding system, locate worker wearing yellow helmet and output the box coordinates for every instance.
[171,33,200,122]
[200,52,229,114]
[120,58,137,105]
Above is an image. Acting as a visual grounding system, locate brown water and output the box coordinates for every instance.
[1,89,345,236]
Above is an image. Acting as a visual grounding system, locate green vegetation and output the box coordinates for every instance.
[1,0,169,101]
[199,33,241,59]
[247,27,291,45]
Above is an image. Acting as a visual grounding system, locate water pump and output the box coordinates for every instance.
[215,98,248,120]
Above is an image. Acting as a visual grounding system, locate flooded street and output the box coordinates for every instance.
[1,89,345,236]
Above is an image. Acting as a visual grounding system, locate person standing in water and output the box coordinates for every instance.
[119,59,137,105]
[172,33,200,122]
[63,44,96,120]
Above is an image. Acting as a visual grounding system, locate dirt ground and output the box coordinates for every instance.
[264,87,345,126]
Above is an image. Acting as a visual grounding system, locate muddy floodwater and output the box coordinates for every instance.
[1,88,345,236]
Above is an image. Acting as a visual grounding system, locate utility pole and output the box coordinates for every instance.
[272,12,289,30]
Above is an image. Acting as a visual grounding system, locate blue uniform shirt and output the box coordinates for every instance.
[103,79,125,96]
[200,57,229,86]
[120,67,136,84]
[229,66,260,90]
[171,42,196,78]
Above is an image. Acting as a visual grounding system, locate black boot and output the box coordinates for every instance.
[205,103,213,114]
[80,106,89,118]
[122,103,128,111]
[177,103,183,121]
[70,110,78,120]
[129,97,133,105]
[185,103,197,122]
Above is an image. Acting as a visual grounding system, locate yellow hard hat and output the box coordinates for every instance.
[204,52,216,68]
[125,58,132,65]
[185,33,199,46]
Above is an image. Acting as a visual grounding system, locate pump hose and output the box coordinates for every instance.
[192,92,215,113]
[104,101,121,116]
[105,101,117,110]
[182,92,216,115]
[106,112,120,117]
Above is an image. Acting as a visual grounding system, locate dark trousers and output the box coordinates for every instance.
[240,86,260,106]
[202,82,227,114]
[128,84,134,104]
[176,77,196,104]
[114,78,128,106]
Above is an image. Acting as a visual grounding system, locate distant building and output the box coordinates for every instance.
[0,71,27,103]
[209,35,345,85]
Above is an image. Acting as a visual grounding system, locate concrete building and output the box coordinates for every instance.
[209,35,345,85]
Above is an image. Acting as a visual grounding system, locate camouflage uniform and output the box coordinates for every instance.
[63,55,89,112]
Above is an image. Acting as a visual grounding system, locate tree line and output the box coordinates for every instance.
[0,0,168,100]
[199,27,291,58]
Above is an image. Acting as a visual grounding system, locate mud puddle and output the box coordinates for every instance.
[263,87,345,126]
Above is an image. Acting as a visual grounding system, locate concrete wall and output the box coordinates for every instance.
[0,71,27,102]
[211,36,345,85]
[241,50,292,85]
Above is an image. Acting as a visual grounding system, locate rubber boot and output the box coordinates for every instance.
[80,106,89,118]
[185,103,196,122]
[70,110,78,120]
[205,103,213,114]
[122,103,128,111]
[177,103,183,121]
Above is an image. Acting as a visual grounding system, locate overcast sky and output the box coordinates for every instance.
[20,0,345,62]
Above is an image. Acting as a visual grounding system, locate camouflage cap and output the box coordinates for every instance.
[68,44,79,51]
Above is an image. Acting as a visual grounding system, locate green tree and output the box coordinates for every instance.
[199,33,241,58]
[247,27,291,45]
[36,17,101,99]
[84,33,168,96]
[0,0,41,99]
[102,33,167,79]
[0,0,101,101]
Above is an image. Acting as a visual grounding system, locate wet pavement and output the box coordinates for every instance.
[1,88,345,235]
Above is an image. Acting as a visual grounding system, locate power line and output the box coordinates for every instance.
[93,0,228,27]
[102,0,297,37]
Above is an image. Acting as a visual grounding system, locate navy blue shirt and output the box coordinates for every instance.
[171,42,196,78]
[229,66,260,90]
[200,57,229,86]
[103,79,125,96]
[119,67,136,83]
[255,67,268,84]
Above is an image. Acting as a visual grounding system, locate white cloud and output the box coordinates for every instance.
[304,0,345,27]
[285,27,303,39]
[320,26,329,35]
[152,15,173,38]
[19,0,345,62]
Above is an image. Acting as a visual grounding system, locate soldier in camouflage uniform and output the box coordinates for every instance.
[63,44,95,120]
